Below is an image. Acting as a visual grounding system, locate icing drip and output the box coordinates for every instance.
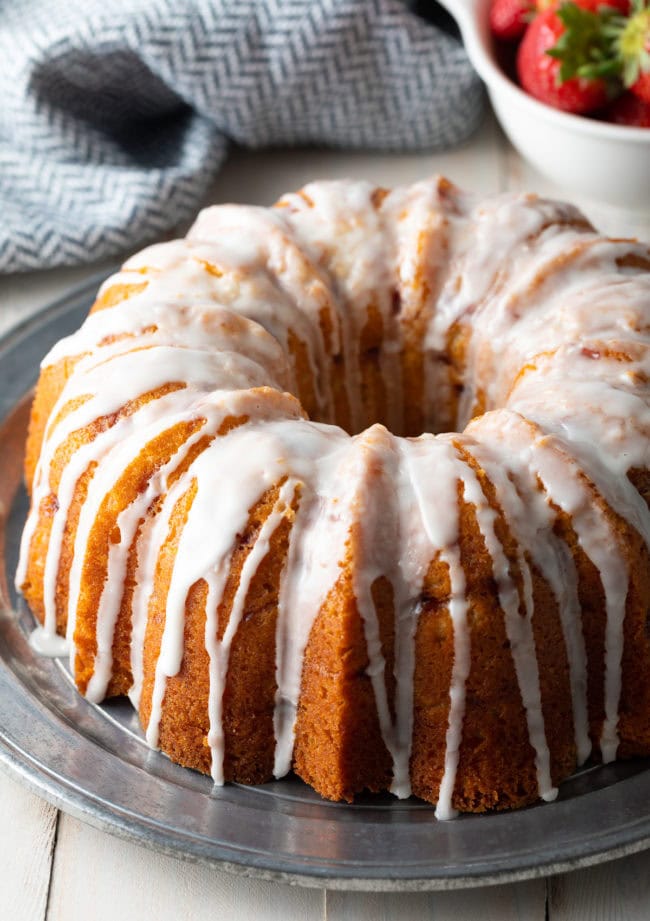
[206,479,298,783]
[272,428,365,778]
[434,548,468,821]
[82,421,212,703]
[473,411,630,762]
[527,438,628,763]
[454,445,556,805]
[29,626,69,657]
[345,427,414,798]
[402,436,472,817]
[464,425,592,766]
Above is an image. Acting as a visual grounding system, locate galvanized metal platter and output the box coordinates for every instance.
[1,278,650,891]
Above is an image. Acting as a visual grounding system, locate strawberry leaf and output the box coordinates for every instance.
[612,3,650,88]
[547,2,623,85]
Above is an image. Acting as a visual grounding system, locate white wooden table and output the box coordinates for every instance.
[2,112,650,921]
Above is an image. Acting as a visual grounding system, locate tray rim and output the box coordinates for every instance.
[1,279,650,891]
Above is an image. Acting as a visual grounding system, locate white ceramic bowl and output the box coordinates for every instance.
[439,0,650,210]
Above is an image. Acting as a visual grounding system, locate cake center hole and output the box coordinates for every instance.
[317,349,450,440]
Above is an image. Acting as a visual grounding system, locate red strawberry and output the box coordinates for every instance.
[521,0,650,114]
[602,89,650,122]
[517,9,611,111]
[597,0,630,11]
[538,0,630,11]
[597,0,630,10]
[632,71,650,100]
[490,0,533,40]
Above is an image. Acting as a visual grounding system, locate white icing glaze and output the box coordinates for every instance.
[463,423,592,766]
[470,410,632,762]
[29,625,69,657]
[433,547,468,821]
[15,178,650,817]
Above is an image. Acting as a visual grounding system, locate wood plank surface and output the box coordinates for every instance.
[327,878,547,920]
[46,814,323,921]
[550,852,650,921]
[209,113,503,206]
[0,772,58,921]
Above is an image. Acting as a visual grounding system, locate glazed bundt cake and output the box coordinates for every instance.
[15,177,650,818]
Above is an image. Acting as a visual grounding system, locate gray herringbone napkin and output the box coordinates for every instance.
[0,0,483,273]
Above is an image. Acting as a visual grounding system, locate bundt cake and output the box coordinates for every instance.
[15,177,650,818]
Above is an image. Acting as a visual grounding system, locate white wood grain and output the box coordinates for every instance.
[0,260,116,339]
[326,878,546,920]
[0,772,58,921]
[46,814,324,921]
[208,113,504,207]
[549,852,650,921]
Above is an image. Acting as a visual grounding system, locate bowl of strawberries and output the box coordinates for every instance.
[438,0,650,209]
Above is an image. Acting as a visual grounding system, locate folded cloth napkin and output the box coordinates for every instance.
[0,0,483,274]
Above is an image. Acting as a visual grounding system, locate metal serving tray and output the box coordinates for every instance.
[1,278,650,891]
